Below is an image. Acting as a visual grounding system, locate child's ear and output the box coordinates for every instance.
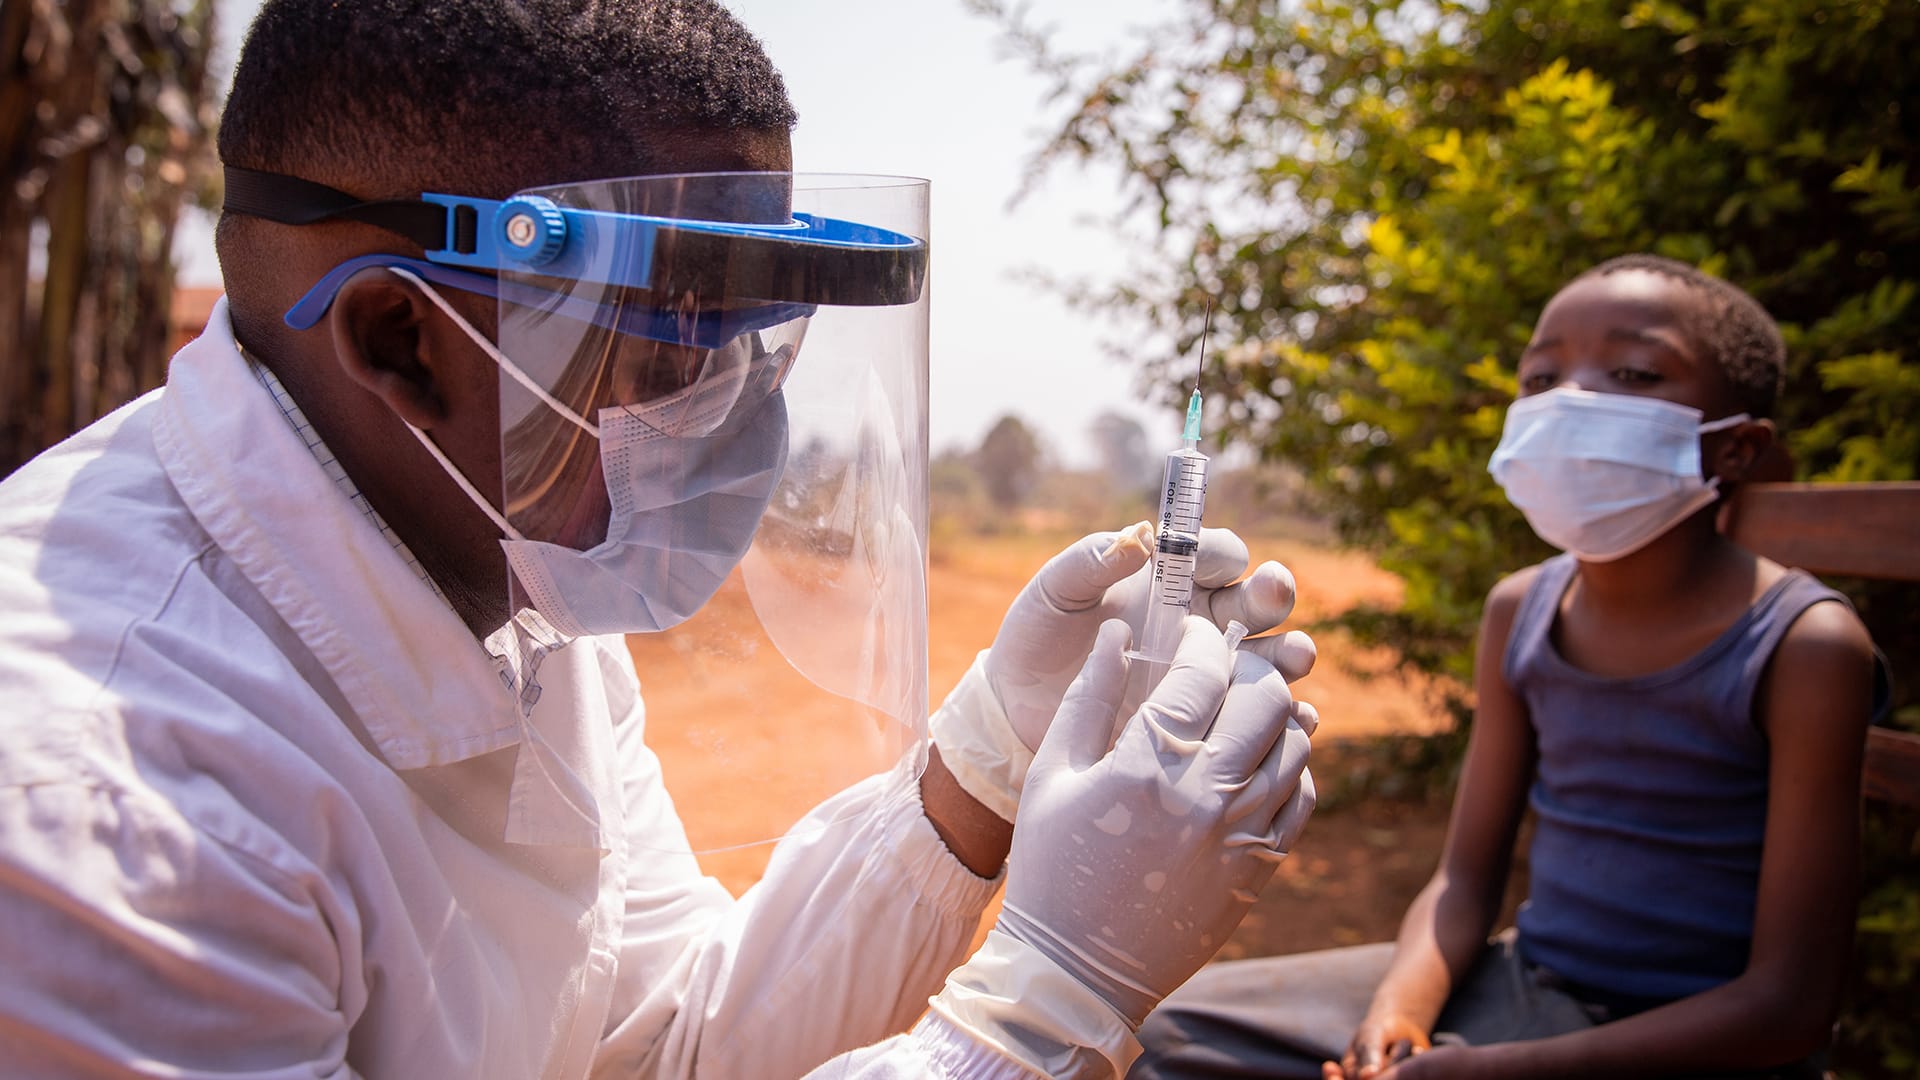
[1709,418,1779,485]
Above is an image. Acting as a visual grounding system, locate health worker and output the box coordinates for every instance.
[0,2,1320,1077]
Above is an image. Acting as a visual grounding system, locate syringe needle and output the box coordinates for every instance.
[1182,303,1210,449]
[1131,302,1216,672]
[1195,303,1212,391]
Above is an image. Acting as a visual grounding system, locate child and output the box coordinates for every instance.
[1131,254,1884,1080]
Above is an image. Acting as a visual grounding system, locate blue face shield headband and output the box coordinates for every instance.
[283,253,816,349]
[222,165,928,349]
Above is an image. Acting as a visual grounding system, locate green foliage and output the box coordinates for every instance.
[974,413,1046,511]
[973,0,1919,693]
[1841,803,1920,1080]
[976,0,1919,1069]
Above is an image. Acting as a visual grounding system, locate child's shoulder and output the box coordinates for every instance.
[1744,554,1880,737]
[1476,558,1567,653]
[1769,581,1877,674]
[1482,558,1561,620]
[1742,551,1874,657]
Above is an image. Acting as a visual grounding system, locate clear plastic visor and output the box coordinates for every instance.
[495,173,932,881]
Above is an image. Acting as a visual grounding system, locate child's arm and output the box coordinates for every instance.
[1327,570,1541,1080]
[1376,599,1877,1080]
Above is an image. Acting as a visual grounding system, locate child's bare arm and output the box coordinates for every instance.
[1736,601,1876,1038]
[1377,599,1877,1080]
[1330,570,1541,1079]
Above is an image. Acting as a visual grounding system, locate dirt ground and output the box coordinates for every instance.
[629,529,1465,960]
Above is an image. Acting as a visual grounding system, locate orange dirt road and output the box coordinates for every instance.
[628,530,1447,900]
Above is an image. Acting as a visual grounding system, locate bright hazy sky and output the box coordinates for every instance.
[180,0,1188,467]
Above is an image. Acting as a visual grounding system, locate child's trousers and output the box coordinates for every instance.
[1129,931,1824,1079]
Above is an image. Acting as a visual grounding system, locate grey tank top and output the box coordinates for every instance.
[1505,554,1850,1007]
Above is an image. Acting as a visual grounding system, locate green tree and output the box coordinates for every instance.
[1089,409,1157,500]
[971,0,1916,692]
[973,0,1918,1072]
[975,413,1045,511]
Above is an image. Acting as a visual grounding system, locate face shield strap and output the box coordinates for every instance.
[224,165,465,254]
[224,164,928,305]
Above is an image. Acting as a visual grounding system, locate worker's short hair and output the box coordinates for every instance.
[1577,253,1787,419]
[218,0,797,201]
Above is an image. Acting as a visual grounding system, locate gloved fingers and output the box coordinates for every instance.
[1264,764,1318,854]
[1228,847,1283,904]
[1036,619,1134,772]
[1200,649,1298,775]
[1196,559,1297,633]
[1220,713,1311,833]
[1035,523,1154,611]
[1238,629,1317,684]
[1192,527,1253,588]
[1134,616,1232,742]
[1290,698,1321,738]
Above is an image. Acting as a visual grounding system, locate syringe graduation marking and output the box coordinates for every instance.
[1129,304,1216,664]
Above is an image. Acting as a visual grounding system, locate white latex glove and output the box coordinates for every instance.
[990,524,1315,751]
[929,525,1316,821]
[926,617,1315,1078]
[1002,615,1313,1023]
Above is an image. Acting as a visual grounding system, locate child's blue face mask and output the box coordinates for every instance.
[1489,387,1749,561]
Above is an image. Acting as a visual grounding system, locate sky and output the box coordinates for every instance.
[180,0,1188,468]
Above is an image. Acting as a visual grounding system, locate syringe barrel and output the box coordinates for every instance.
[1157,447,1209,538]
[1132,539,1196,664]
[1128,446,1210,666]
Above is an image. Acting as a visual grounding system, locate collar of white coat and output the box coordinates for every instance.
[152,299,612,849]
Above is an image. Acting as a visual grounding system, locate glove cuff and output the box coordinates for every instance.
[928,651,1032,823]
[927,926,1140,1079]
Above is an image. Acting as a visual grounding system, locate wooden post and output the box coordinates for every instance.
[0,0,217,478]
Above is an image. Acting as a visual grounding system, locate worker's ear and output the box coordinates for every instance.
[1707,417,1776,486]
[328,267,477,429]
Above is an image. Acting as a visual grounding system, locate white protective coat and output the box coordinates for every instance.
[0,300,1132,1079]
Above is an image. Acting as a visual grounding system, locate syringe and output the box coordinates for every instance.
[1125,308,1213,684]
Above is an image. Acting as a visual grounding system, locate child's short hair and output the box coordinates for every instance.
[1577,254,1786,418]
[218,0,797,199]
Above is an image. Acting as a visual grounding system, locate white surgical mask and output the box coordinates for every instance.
[1488,387,1749,562]
[395,270,790,636]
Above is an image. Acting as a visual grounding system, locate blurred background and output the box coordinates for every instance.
[2,1,1915,1074]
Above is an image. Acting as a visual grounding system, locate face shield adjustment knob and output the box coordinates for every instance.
[497,195,567,266]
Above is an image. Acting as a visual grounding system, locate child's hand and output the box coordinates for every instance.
[1322,1012,1430,1078]
[1370,1044,1477,1079]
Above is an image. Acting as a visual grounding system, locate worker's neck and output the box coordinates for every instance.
[246,336,512,642]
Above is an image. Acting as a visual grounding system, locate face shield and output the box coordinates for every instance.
[233,168,932,872]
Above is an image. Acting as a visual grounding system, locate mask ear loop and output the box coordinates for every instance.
[403,421,527,541]
[388,266,602,440]
[381,265,586,542]
[1696,412,1755,493]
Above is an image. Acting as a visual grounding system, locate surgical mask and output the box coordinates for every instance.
[395,269,790,637]
[1488,387,1749,562]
